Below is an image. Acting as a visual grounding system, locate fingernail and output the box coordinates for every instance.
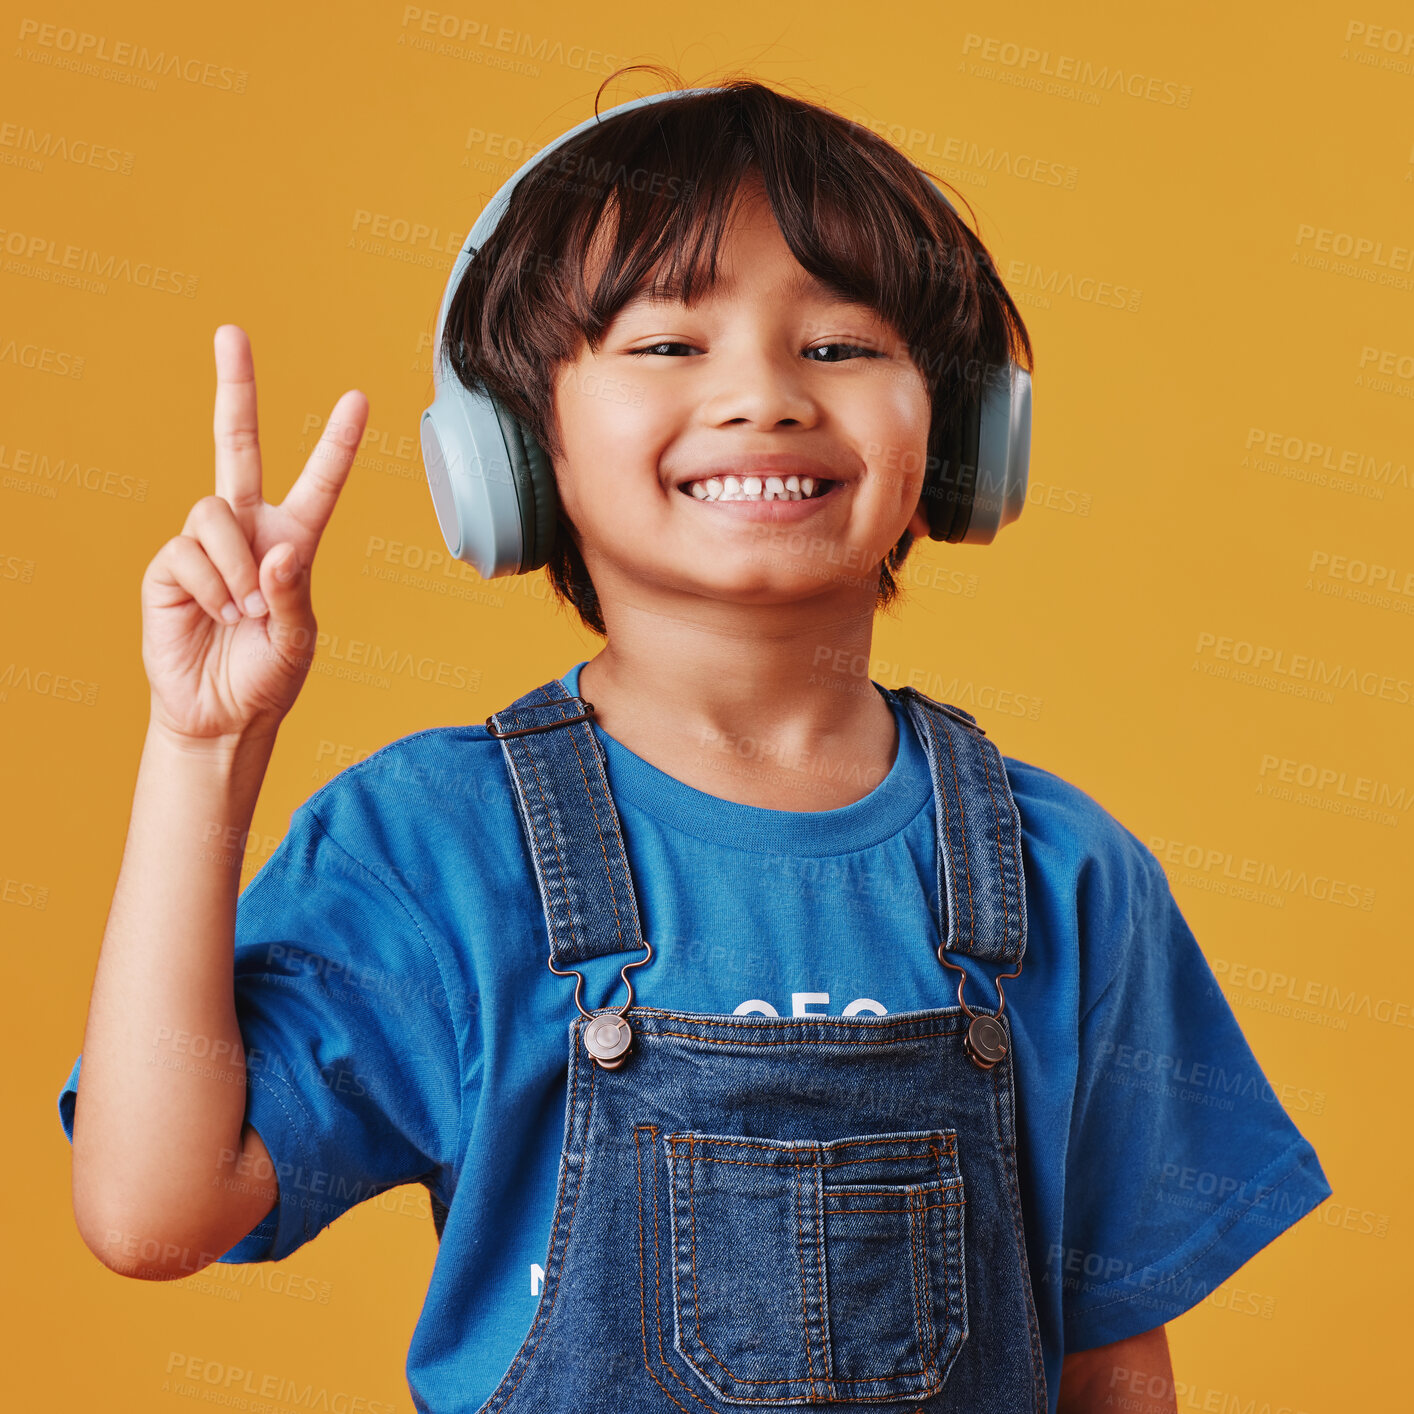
[221,602,241,624]
[275,553,296,583]
[244,590,267,616]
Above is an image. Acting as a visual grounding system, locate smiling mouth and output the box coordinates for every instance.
[678,474,837,502]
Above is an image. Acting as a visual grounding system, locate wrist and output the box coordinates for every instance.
[145,713,281,770]
[131,715,281,878]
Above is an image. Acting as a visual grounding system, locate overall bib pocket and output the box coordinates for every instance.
[663,1128,969,1405]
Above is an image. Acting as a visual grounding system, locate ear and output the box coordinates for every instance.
[907,502,931,541]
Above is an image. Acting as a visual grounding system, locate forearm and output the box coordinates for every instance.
[69,715,281,1276]
[1058,1326,1176,1414]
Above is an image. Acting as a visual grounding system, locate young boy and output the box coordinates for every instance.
[58,74,1332,1414]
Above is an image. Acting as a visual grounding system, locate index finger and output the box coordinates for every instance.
[279,390,369,541]
[213,325,264,514]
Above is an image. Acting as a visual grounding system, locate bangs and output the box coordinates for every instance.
[541,102,950,354]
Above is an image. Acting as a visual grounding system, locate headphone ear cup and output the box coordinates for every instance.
[965,365,1030,543]
[923,364,1030,544]
[421,376,554,579]
[923,389,981,542]
[489,401,558,573]
[421,393,508,578]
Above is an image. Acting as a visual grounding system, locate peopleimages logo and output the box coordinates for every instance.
[396,7,627,76]
[1257,752,1411,820]
[959,32,1193,107]
[14,19,249,92]
[1149,834,1376,911]
[0,224,198,296]
[1192,631,1414,707]
[1211,957,1414,1033]
[1260,755,1409,804]
[0,121,135,175]
[161,1352,396,1411]
[1243,426,1410,493]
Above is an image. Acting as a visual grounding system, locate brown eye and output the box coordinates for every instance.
[806,343,881,362]
[628,341,697,357]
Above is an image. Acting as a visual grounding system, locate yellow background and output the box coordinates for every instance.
[6,1,1409,1408]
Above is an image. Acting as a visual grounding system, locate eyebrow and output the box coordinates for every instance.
[621,266,870,312]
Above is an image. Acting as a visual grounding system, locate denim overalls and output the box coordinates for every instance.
[481,677,1047,1413]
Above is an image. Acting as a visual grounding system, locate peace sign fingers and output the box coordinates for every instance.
[142,326,370,745]
[212,324,265,516]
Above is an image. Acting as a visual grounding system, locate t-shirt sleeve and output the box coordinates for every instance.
[55,799,464,1265]
[1060,848,1333,1350]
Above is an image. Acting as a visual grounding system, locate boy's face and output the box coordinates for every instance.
[550,179,933,619]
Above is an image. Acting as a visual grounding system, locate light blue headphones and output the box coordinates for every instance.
[420,87,1033,580]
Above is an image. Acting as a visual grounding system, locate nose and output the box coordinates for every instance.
[701,340,821,430]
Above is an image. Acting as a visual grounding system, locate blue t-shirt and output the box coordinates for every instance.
[57,660,1332,1413]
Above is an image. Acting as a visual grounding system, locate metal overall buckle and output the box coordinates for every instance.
[937,947,1023,1070]
[485,696,597,738]
[549,939,654,1070]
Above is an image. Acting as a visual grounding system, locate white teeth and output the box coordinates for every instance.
[681,473,832,502]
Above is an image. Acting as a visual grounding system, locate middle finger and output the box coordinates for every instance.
[182,494,267,617]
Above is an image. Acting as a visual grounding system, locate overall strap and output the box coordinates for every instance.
[488,676,1027,970]
[887,685,1028,966]
[486,677,645,968]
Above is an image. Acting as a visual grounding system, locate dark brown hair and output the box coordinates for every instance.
[442,64,1033,637]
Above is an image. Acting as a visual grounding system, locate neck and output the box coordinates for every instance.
[575,596,900,811]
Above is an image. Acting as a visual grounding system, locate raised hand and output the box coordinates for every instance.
[141,325,368,744]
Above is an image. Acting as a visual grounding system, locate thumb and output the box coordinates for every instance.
[259,542,317,664]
